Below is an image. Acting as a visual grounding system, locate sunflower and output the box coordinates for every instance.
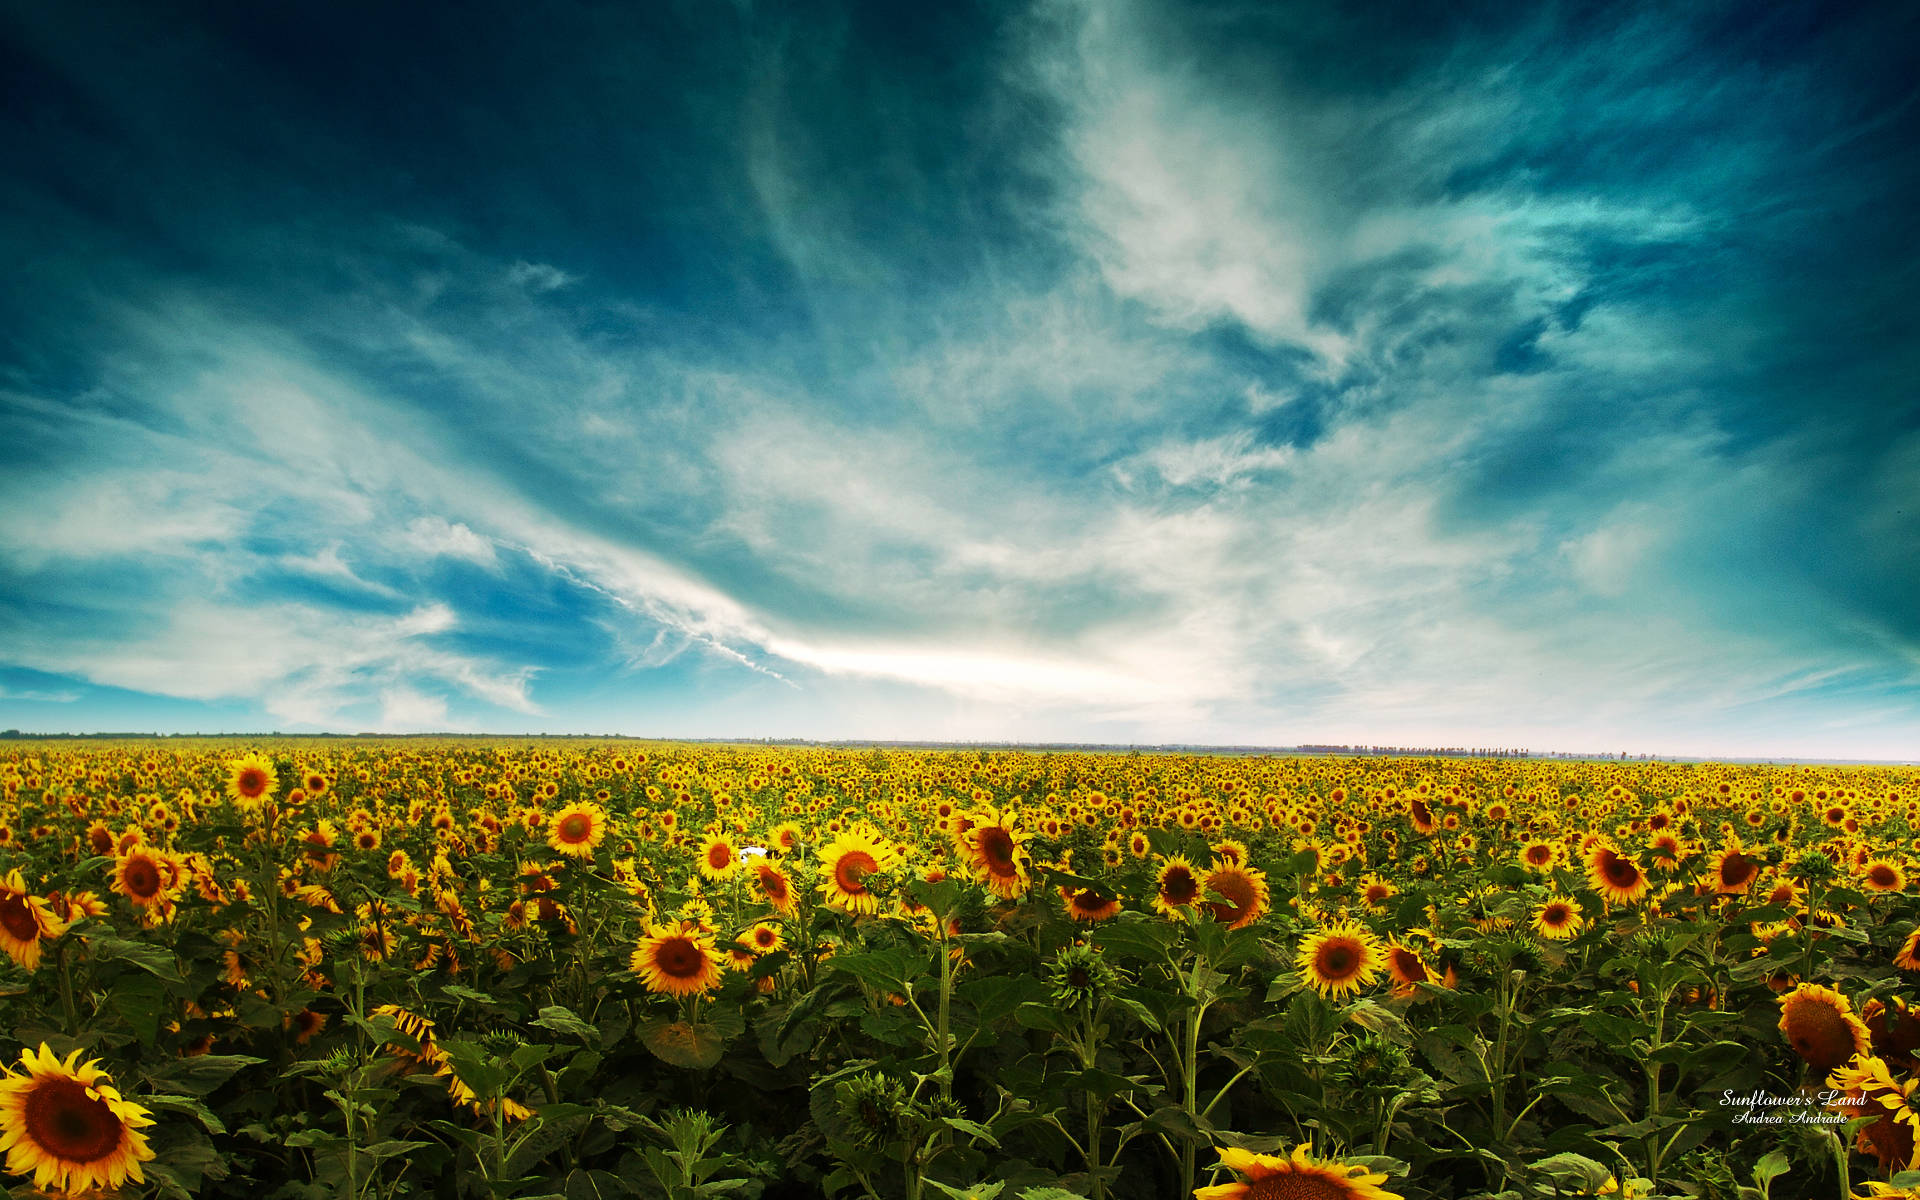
[1587,844,1650,906]
[1531,896,1585,941]
[1897,928,1920,973]
[111,850,172,909]
[1153,856,1203,917]
[697,834,740,881]
[1061,884,1123,924]
[0,870,67,971]
[1864,997,1920,1072]
[1708,841,1762,895]
[818,825,897,917]
[1827,1054,1920,1174]
[0,1044,156,1194]
[225,753,277,806]
[752,860,798,915]
[963,811,1030,899]
[742,922,784,954]
[1358,874,1397,910]
[1779,983,1873,1073]
[1202,861,1271,930]
[545,801,607,860]
[1860,859,1908,893]
[1297,921,1383,1000]
[1383,940,1439,997]
[1195,1142,1403,1200]
[630,924,724,998]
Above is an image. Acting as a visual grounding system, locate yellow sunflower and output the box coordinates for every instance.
[111,849,173,909]
[225,753,277,806]
[1708,840,1762,895]
[547,802,608,860]
[818,825,897,916]
[1531,896,1585,941]
[1860,858,1908,894]
[752,860,798,916]
[0,1044,156,1194]
[1195,1142,1403,1200]
[697,833,740,881]
[963,810,1030,899]
[1586,844,1649,906]
[1152,856,1203,917]
[1061,884,1123,924]
[0,870,67,971]
[1202,861,1271,930]
[630,924,724,998]
[1297,920,1383,1000]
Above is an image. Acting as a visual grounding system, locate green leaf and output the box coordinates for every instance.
[1018,1189,1093,1200]
[532,1004,600,1042]
[109,972,166,1046]
[640,1018,727,1070]
[144,1053,266,1096]
[88,934,185,982]
[1529,1152,1615,1191]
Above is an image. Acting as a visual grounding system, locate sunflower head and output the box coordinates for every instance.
[1296,920,1383,1001]
[0,1044,157,1194]
[1048,942,1118,1012]
[1779,983,1873,1074]
[1194,1142,1404,1200]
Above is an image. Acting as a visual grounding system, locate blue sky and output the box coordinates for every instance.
[2,0,1917,757]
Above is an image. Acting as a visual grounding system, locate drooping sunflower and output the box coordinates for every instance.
[547,802,608,860]
[1587,844,1650,906]
[1153,856,1203,917]
[818,825,897,917]
[1202,861,1271,930]
[0,870,67,971]
[1383,940,1439,997]
[0,1044,156,1194]
[1061,884,1123,924]
[963,810,1030,899]
[1864,997,1920,1073]
[1297,920,1384,1000]
[225,753,277,806]
[1531,896,1585,941]
[752,860,798,915]
[1779,983,1873,1074]
[1195,1142,1403,1200]
[1896,928,1920,973]
[630,923,725,998]
[697,834,740,881]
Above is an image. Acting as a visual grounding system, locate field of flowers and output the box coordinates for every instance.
[0,739,1916,1200]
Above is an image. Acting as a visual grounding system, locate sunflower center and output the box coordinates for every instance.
[1206,872,1254,919]
[835,852,877,893]
[708,845,733,869]
[0,892,42,942]
[237,769,268,797]
[1161,868,1198,904]
[24,1077,122,1164]
[977,827,1016,872]
[654,938,705,979]
[1720,855,1757,887]
[1316,940,1362,980]
[1390,948,1429,982]
[1601,855,1641,888]
[555,814,591,843]
[1868,865,1899,888]
[122,858,161,898]
[1526,846,1551,864]
[1543,905,1570,925]
[1243,1171,1350,1200]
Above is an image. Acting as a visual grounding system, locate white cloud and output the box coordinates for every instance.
[394,517,499,568]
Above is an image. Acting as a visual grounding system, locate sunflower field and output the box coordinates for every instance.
[0,740,1917,1200]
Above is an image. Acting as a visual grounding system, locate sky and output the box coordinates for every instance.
[2,0,1917,758]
